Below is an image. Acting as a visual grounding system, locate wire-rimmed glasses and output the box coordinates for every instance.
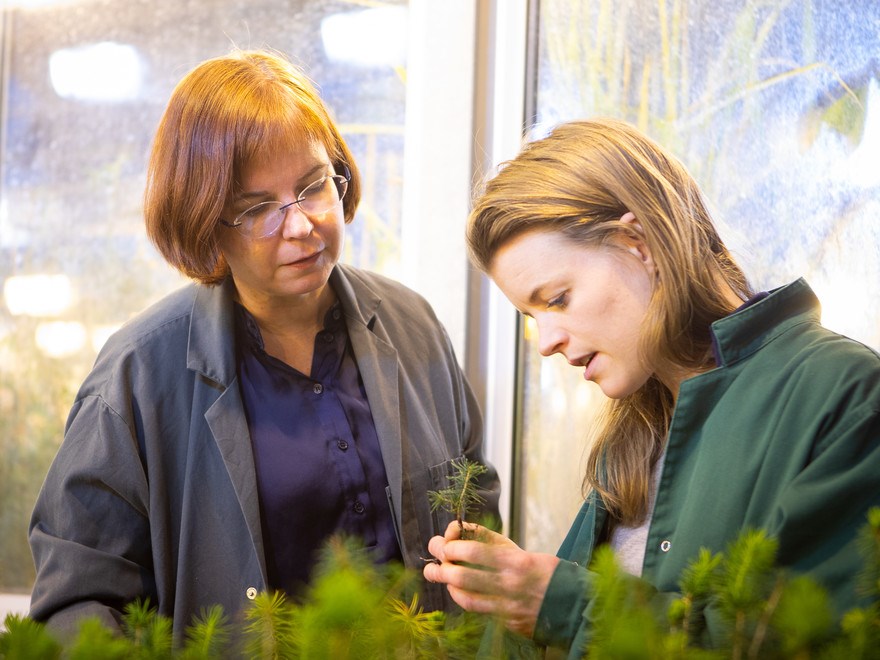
[220,164,351,238]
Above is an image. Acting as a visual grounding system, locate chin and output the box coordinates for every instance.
[598,378,649,400]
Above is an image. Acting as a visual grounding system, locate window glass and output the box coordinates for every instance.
[519,0,880,553]
[0,0,407,608]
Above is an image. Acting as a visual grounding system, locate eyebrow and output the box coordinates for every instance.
[527,287,546,306]
[506,287,544,318]
[233,162,330,203]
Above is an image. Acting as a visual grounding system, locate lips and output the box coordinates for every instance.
[284,249,322,267]
[569,353,595,368]
[570,353,597,381]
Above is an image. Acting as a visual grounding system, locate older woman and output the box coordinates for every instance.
[29,49,499,638]
[424,118,880,655]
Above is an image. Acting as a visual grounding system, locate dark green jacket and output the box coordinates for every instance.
[527,279,880,657]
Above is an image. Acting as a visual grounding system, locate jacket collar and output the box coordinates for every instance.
[187,277,238,387]
[330,263,382,331]
[710,278,821,367]
[185,265,382,387]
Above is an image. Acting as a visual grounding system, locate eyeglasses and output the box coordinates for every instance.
[220,164,351,238]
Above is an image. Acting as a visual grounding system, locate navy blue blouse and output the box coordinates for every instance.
[234,300,402,597]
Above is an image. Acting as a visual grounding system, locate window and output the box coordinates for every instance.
[516,0,880,553]
[0,0,423,614]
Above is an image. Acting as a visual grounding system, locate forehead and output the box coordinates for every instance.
[236,139,330,187]
[489,231,575,299]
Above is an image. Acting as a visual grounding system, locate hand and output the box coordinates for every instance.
[423,521,560,638]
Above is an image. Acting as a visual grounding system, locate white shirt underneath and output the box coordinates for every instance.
[609,450,667,577]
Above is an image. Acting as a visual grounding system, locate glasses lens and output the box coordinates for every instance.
[235,201,285,238]
[299,175,348,216]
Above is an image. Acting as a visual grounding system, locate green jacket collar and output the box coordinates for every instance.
[710,277,821,367]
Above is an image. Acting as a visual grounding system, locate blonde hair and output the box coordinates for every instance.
[468,118,751,525]
[144,49,361,284]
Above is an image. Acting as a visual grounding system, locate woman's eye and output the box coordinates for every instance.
[547,293,567,309]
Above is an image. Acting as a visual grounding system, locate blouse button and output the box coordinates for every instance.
[353,501,365,514]
[337,439,349,451]
[313,383,323,394]
[660,540,672,553]
[246,587,258,600]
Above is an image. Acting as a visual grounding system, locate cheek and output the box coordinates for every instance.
[323,217,346,253]
[219,239,271,275]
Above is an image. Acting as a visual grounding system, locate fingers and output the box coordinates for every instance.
[424,560,491,599]
[444,520,464,539]
[426,534,447,563]
[437,536,516,570]
[441,520,502,543]
[447,584,505,615]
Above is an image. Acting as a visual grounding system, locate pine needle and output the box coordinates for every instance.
[179,605,230,659]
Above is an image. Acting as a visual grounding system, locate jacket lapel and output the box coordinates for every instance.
[187,279,268,583]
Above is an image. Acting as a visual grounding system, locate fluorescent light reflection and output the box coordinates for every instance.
[4,274,73,317]
[35,321,86,358]
[49,42,143,101]
[321,7,407,67]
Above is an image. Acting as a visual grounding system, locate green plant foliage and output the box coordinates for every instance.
[587,546,669,659]
[178,606,230,660]
[3,510,879,658]
[65,618,133,660]
[772,575,834,656]
[857,507,880,601]
[428,458,489,539]
[242,591,294,659]
[0,614,61,659]
[122,599,174,659]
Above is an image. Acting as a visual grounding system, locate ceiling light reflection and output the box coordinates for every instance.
[35,321,86,358]
[49,42,143,101]
[321,7,407,67]
[4,274,73,317]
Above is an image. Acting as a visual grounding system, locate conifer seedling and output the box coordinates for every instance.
[428,458,488,541]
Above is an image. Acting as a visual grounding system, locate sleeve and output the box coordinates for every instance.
[767,396,880,614]
[532,560,594,648]
[28,393,156,637]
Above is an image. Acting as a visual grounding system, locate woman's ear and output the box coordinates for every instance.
[618,212,656,276]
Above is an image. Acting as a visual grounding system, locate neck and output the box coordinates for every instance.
[661,279,749,399]
[238,283,335,331]
[235,284,337,375]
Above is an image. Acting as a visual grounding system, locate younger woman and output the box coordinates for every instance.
[424,118,880,655]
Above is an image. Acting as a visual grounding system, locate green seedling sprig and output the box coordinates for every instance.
[428,458,488,541]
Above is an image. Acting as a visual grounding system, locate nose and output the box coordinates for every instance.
[279,202,313,239]
[535,315,566,357]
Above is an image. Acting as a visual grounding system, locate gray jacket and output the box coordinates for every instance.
[29,264,499,637]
